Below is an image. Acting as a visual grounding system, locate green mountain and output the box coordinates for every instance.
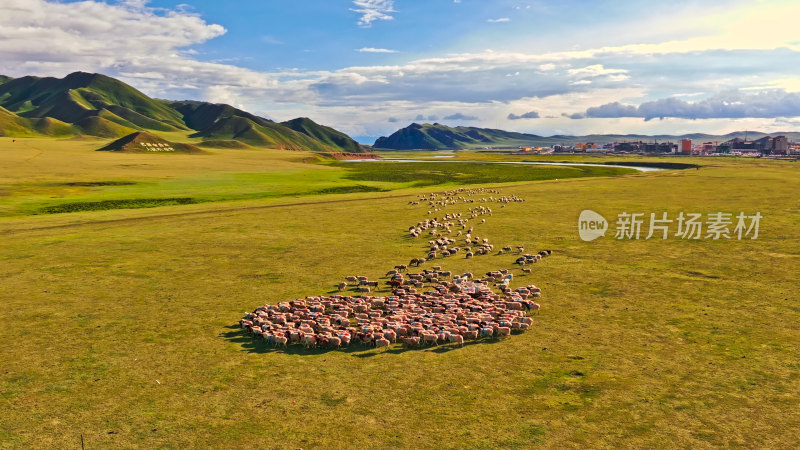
[0,72,187,131]
[375,123,800,150]
[281,117,364,153]
[168,100,273,130]
[189,115,339,151]
[374,122,543,150]
[0,105,36,136]
[0,105,74,137]
[0,72,368,153]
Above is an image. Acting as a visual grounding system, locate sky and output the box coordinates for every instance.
[2,0,800,142]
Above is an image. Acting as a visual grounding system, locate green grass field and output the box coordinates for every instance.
[0,136,798,448]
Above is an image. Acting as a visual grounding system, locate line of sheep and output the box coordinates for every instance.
[238,187,552,352]
[407,188,527,263]
[239,279,541,350]
[336,261,538,294]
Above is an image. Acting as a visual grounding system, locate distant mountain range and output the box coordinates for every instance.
[0,72,367,153]
[373,122,800,150]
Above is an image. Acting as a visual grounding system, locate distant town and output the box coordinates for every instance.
[516,135,798,157]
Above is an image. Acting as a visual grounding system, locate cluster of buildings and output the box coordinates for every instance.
[518,135,798,157]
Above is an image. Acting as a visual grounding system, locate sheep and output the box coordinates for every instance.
[338,282,348,290]
[421,333,439,346]
[375,338,390,349]
[448,333,464,347]
[303,335,317,348]
[402,336,420,348]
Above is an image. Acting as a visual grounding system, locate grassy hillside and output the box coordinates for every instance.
[281,117,365,153]
[99,131,204,154]
[0,72,366,151]
[0,106,37,136]
[190,116,339,151]
[374,122,545,149]
[0,145,797,447]
[72,116,137,139]
[169,100,273,131]
[0,72,187,130]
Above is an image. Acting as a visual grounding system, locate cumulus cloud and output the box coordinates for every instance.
[351,0,396,27]
[357,47,398,53]
[567,64,627,78]
[573,90,800,120]
[387,116,399,122]
[0,0,225,69]
[507,111,540,120]
[414,114,438,121]
[0,0,228,81]
[443,113,479,121]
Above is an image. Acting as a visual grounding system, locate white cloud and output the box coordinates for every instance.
[508,111,540,120]
[488,18,511,23]
[357,47,398,53]
[443,112,479,121]
[575,90,800,121]
[0,0,225,74]
[351,0,396,28]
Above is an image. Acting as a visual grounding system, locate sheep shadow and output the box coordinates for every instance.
[222,325,510,357]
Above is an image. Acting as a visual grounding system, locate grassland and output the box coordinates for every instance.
[0,136,798,448]
[0,138,636,218]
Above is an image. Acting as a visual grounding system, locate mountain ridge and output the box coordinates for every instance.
[0,71,369,154]
[374,122,800,150]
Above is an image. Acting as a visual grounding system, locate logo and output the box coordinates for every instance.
[577,210,761,241]
[578,210,608,241]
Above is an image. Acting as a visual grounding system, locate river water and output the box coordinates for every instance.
[342,159,667,172]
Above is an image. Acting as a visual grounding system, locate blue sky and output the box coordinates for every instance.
[2,0,800,141]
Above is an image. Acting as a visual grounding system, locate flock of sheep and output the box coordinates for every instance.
[240,277,541,349]
[240,187,551,351]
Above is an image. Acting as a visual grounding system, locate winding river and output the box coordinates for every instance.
[343,159,671,172]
